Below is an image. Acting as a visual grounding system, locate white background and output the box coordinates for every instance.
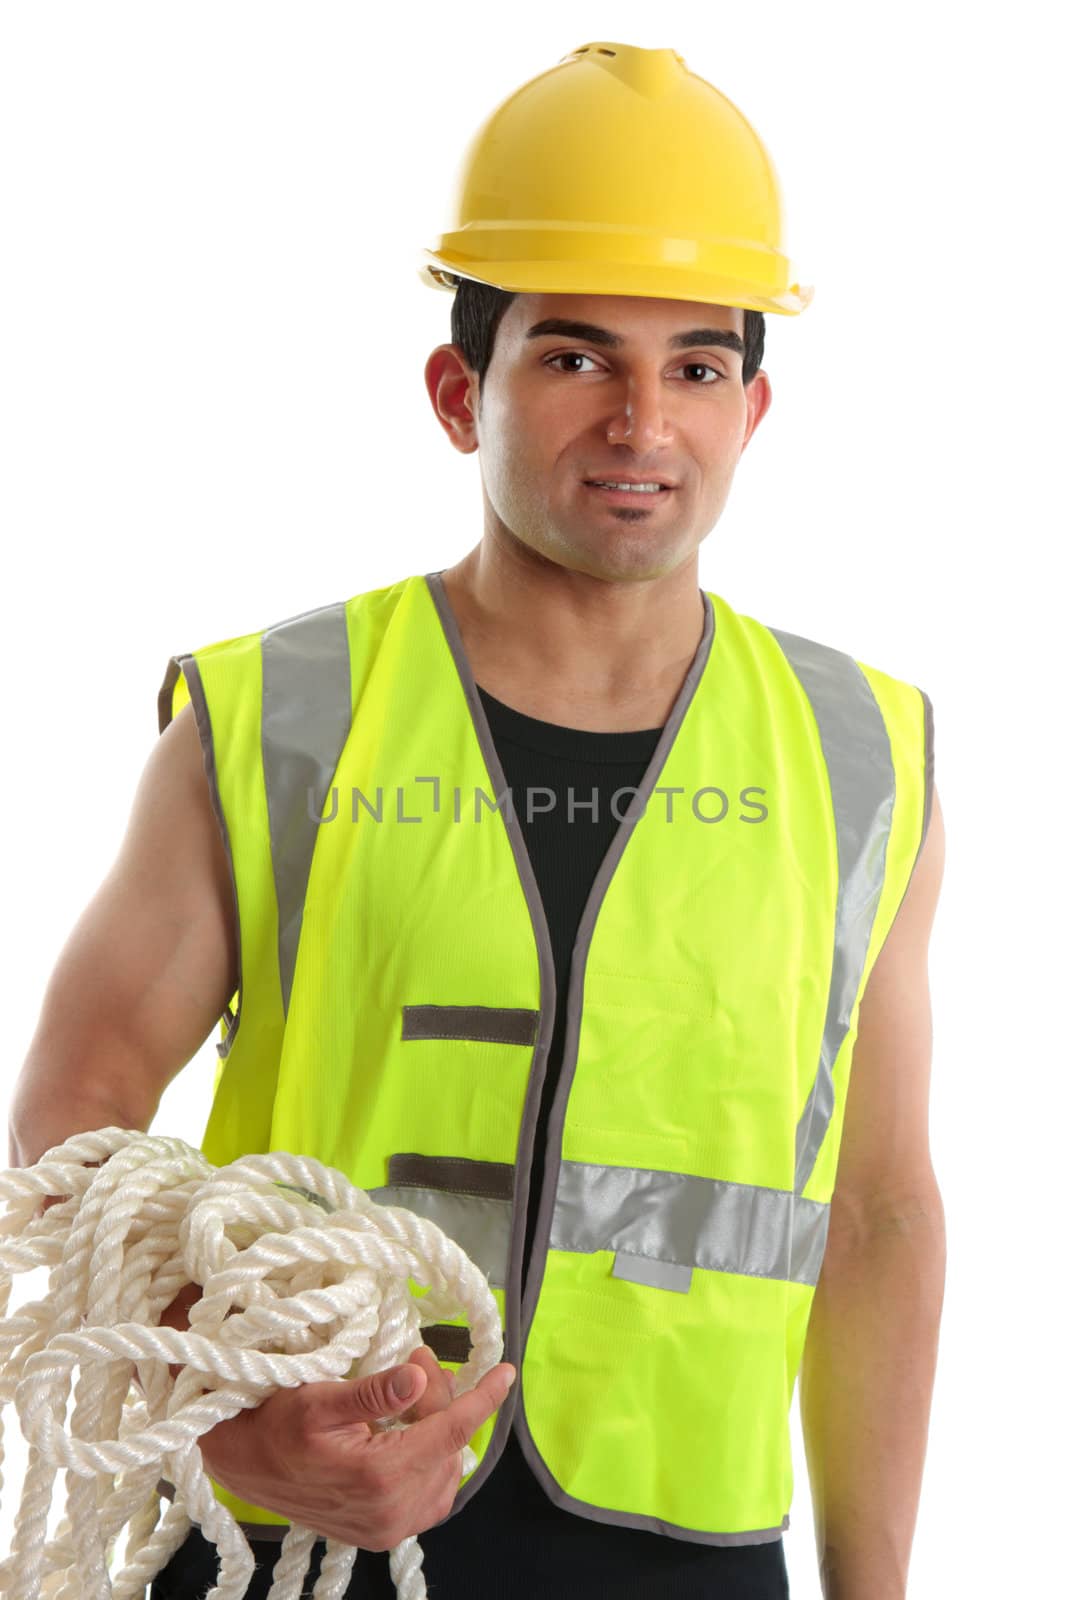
[1,2,1063,1595]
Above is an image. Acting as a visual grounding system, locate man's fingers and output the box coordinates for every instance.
[396,1346,455,1424]
[399,1363,516,1461]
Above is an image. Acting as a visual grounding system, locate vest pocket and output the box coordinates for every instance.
[611,1251,693,1293]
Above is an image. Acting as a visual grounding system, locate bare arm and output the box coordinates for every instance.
[8,701,237,1172]
[800,784,947,1600]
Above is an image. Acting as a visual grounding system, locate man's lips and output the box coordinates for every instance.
[582,476,678,489]
[582,480,677,503]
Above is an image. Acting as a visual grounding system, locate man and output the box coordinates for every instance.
[10,40,946,1600]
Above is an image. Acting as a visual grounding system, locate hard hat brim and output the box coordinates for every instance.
[419,250,813,317]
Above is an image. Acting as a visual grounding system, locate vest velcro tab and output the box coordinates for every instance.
[402,1005,540,1046]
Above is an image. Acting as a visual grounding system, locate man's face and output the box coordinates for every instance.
[464,292,771,584]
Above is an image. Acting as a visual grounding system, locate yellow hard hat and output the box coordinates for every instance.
[420,41,813,316]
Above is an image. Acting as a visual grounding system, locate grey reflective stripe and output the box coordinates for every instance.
[367,1185,512,1290]
[612,1252,693,1294]
[269,1172,511,1294]
[767,628,895,1200]
[402,1004,539,1045]
[387,1152,515,1200]
[554,1160,829,1288]
[271,1174,482,1365]
[260,602,352,1014]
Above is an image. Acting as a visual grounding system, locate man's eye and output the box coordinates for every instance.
[545,353,599,373]
[678,363,722,384]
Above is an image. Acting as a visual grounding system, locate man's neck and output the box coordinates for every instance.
[438,544,706,735]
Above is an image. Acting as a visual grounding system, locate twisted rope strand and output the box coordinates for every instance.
[0,1129,503,1599]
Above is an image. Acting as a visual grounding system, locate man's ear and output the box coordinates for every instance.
[424,345,480,456]
[740,368,772,453]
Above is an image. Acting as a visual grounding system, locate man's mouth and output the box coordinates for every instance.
[583,479,674,495]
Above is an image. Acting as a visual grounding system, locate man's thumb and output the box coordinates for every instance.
[388,1364,421,1404]
[352,1361,425,1417]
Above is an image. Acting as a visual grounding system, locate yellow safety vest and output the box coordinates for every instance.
[157,570,932,1546]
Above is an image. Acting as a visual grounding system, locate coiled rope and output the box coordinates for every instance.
[0,1128,503,1599]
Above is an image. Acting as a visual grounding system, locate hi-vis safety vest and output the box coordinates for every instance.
[157,570,933,1547]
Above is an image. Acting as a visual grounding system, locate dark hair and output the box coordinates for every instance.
[450,277,766,395]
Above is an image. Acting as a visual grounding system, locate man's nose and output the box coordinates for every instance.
[605,375,675,452]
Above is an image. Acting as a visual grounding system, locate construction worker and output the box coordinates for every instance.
[9,40,946,1600]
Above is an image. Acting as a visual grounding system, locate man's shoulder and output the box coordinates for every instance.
[189,571,426,665]
[706,588,922,697]
[160,572,426,732]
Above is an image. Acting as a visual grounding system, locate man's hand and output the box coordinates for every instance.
[197,1344,516,1551]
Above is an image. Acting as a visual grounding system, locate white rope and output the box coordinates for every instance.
[0,1128,504,1599]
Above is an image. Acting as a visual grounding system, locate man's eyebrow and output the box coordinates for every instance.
[524,317,744,358]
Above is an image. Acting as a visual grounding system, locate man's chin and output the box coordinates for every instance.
[558,536,688,585]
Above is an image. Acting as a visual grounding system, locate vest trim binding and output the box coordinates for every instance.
[157,653,242,1059]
